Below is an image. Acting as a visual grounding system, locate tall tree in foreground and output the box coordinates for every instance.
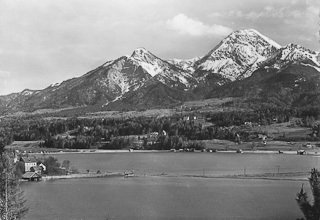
[0,139,28,219]
[296,168,320,220]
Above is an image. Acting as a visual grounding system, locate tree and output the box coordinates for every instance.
[42,156,64,175]
[0,140,28,219]
[61,160,70,170]
[296,168,320,220]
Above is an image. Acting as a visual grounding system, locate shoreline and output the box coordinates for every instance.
[40,171,310,182]
[153,172,310,181]
[38,149,319,156]
[42,172,123,180]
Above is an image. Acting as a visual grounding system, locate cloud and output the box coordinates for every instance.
[166,14,232,37]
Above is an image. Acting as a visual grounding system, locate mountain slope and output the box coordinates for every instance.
[206,59,320,108]
[3,56,154,112]
[104,80,197,111]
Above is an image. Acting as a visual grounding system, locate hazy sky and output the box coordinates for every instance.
[0,0,319,95]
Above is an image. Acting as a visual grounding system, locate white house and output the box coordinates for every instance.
[20,156,38,172]
[38,163,46,171]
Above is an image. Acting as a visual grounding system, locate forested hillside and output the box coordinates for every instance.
[2,107,320,151]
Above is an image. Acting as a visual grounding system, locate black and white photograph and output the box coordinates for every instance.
[1,0,320,219]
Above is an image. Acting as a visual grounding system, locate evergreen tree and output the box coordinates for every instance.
[296,168,320,220]
[0,140,28,220]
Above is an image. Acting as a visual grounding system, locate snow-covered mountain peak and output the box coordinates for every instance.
[274,43,320,67]
[220,29,281,50]
[127,48,163,77]
[194,29,281,81]
[21,89,36,96]
[282,43,315,53]
[128,48,198,87]
[246,29,281,49]
[130,47,153,59]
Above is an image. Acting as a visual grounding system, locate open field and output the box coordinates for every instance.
[6,141,79,154]
[84,108,176,119]
[0,97,243,119]
[252,122,311,137]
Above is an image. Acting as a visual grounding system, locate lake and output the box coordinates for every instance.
[21,152,320,220]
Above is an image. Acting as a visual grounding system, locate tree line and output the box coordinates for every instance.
[1,107,320,150]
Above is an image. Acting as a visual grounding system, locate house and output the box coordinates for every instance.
[20,156,38,172]
[22,172,42,181]
[183,115,197,121]
[38,163,46,172]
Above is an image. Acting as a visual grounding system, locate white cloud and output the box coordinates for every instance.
[166,14,232,37]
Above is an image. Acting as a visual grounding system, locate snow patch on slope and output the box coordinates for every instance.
[249,29,281,49]
[301,63,320,72]
[139,62,162,77]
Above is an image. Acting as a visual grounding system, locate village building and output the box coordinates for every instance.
[22,172,42,181]
[20,156,38,172]
[183,115,197,121]
[38,163,46,172]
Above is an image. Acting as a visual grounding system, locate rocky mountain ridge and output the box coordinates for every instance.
[1,29,320,113]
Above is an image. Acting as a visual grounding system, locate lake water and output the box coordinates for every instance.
[21,152,320,220]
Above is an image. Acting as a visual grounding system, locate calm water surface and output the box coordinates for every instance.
[53,152,320,175]
[22,152,320,220]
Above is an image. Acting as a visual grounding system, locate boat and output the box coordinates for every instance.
[124,170,135,178]
[297,150,306,155]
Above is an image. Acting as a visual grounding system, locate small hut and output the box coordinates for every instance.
[22,172,42,181]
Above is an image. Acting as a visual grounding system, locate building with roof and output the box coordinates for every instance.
[22,172,42,181]
[20,156,38,172]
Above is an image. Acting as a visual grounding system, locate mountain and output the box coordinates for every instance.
[193,29,280,84]
[0,28,320,113]
[206,44,320,108]
[0,47,198,113]
[129,48,198,90]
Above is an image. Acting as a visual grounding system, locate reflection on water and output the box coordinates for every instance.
[22,153,317,220]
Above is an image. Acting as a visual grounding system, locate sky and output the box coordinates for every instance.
[0,0,320,95]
